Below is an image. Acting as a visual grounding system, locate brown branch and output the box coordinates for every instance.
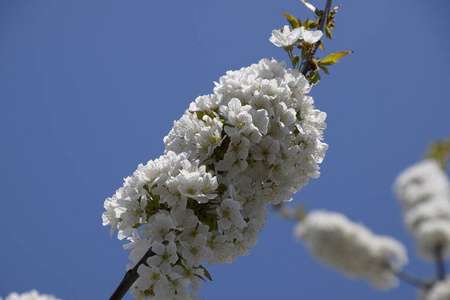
[301,0,333,75]
[389,264,432,290]
[395,268,432,289]
[109,248,156,300]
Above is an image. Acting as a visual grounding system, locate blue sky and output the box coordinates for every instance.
[1,0,449,299]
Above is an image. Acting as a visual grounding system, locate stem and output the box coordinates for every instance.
[434,245,446,280]
[287,50,295,68]
[300,0,332,75]
[109,248,156,300]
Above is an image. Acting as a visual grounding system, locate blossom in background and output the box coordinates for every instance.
[295,210,407,289]
[104,58,328,299]
[421,278,450,300]
[394,159,450,260]
[0,290,60,300]
[269,25,303,47]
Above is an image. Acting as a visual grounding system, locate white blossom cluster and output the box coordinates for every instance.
[269,25,323,48]
[294,210,407,289]
[103,58,328,299]
[0,290,60,300]
[421,278,450,300]
[394,159,450,260]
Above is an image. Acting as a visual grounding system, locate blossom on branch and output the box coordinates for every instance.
[295,210,407,289]
[104,58,328,299]
[394,159,450,260]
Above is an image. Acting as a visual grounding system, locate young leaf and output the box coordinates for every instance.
[320,51,354,64]
[305,20,319,29]
[301,0,318,14]
[194,274,207,282]
[199,265,213,281]
[319,41,325,51]
[331,4,341,14]
[319,65,330,75]
[310,72,321,85]
[282,11,300,28]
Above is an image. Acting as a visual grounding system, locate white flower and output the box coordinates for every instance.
[217,198,247,231]
[161,272,190,299]
[423,278,450,300]
[394,159,450,260]
[147,241,178,274]
[415,220,450,260]
[102,195,119,236]
[170,208,199,229]
[394,159,450,209]
[250,135,280,164]
[295,210,407,289]
[404,199,450,231]
[269,25,303,47]
[134,265,162,296]
[176,265,205,291]
[180,235,213,268]
[301,28,323,44]
[124,232,153,266]
[249,108,269,135]
[3,290,60,300]
[142,211,175,242]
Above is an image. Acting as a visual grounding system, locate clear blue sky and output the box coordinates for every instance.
[1,0,449,299]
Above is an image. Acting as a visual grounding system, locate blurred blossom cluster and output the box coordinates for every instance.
[103,58,327,299]
[0,290,60,300]
[295,210,407,289]
[394,159,450,260]
[291,155,450,296]
[421,278,450,300]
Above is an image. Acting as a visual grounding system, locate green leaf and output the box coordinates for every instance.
[425,138,450,170]
[304,20,319,29]
[194,274,207,282]
[320,51,354,64]
[309,72,321,85]
[319,60,337,66]
[189,110,207,120]
[318,41,325,51]
[199,265,213,281]
[282,11,300,28]
[319,65,330,75]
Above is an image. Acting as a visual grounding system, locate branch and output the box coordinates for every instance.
[392,267,432,289]
[300,0,333,75]
[109,248,156,300]
[434,245,447,281]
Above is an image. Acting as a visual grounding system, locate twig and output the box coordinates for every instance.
[109,248,156,300]
[300,0,333,75]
